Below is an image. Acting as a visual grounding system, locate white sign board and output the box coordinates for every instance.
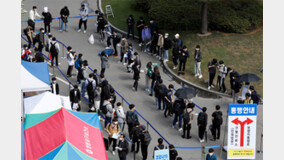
[154,149,169,160]
[227,104,257,159]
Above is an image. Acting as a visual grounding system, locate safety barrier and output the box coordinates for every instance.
[21,19,222,153]
[21,14,98,23]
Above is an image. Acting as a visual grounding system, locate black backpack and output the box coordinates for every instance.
[183,110,193,124]
[86,80,94,94]
[158,85,167,97]
[50,42,58,54]
[214,112,223,125]
[174,101,182,114]
[143,131,152,145]
[100,104,108,115]
[198,112,207,126]
[126,111,137,124]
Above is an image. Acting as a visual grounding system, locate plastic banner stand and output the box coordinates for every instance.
[88,34,95,44]
[154,149,169,160]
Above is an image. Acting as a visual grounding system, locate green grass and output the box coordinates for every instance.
[102,0,263,96]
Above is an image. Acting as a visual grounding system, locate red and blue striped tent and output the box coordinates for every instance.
[24,108,107,160]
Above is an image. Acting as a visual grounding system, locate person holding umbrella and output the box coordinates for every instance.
[239,73,261,101]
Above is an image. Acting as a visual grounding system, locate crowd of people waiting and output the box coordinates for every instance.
[21,4,263,160]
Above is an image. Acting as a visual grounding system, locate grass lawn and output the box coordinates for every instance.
[101,0,263,96]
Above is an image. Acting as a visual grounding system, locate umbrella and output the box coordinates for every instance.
[174,87,196,99]
[239,73,261,82]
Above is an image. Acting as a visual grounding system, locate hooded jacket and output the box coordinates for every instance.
[42,8,52,24]
[103,100,113,118]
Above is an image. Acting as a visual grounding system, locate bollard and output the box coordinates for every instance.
[257,133,263,154]
[201,146,206,160]
[58,17,60,30]
[147,121,149,131]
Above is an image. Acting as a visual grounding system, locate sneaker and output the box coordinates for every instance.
[164,59,169,62]
[149,94,153,96]
[178,128,183,132]
[144,50,147,52]
[112,151,115,155]
[210,138,216,141]
[77,29,81,32]
[132,87,135,91]
[123,63,127,66]
[172,125,175,129]
[208,86,211,90]
[173,66,177,70]
[83,30,86,33]
[181,135,185,139]
[199,75,203,79]
[187,136,192,139]
[211,85,215,88]
[59,30,63,32]
[139,43,142,47]
[195,74,198,77]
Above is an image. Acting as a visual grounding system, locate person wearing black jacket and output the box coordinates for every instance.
[117,134,129,160]
[156,79,167,110]
[194,45,202,79]
[210,105,223,141]
[140,125,151,160]
[249,86,260,104]
[59,6,70,32]
[110,31,121,56]
[130,122,142,153]
[69,85,81,111]
[34,28,45,52]
[172,98,186,131]
[197,107,208,142]
[109,88,116,107]
[136,17,145,44]
[207,59,218,90]
[132,61,141,92]
[34,48,44,62]
[178,46,189,75]
[169,144,178,160]
[227,67,241,95]
[42,7,53,34]
[51,77,59,95]
[163,33,172,61]
[150,66,161,96]
[172,39,179,69]
[126,104,138,139]
[150,30,159,55]
[126,15,135,39]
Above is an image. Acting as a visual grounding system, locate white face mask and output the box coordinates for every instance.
[119,138,123,141]
[114,122,118,125]
[209,153,213,156]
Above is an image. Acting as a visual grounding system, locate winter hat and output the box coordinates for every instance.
[175,34,179,38]
[43,7,48,13]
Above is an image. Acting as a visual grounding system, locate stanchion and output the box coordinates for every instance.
[69,82,71,93]
[257,132,263,154]
[201,146,206,160]
[58,17,60,31]
[52,65,55,75]
[61,43,65,59]
[205,130,208,143]
[147,121,149,131]
[219,144,223,159]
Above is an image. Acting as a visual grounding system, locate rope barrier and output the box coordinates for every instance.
[21,29,221,150]
[21,14,98,23]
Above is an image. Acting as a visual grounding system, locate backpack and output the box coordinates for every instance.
[174,101,182,114]
[143,131,152,145]
[126,111,137,124]
[100,103,108,115]
[183,110,193,124]
[158,85,167,97]
[75,59,81,69]
[214,112,223,125]
[50,42,57,54]
[198,112,206,126]
[86,80,94,93]
[147,68,153,78]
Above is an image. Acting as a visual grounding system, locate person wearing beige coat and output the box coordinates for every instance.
[106,119,121,155]
[157,33,164,60]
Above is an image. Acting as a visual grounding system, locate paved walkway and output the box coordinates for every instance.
[21,0,263,159]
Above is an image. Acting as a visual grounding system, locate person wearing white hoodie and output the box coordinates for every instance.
[78,4,89,33]
[115,102,125,129]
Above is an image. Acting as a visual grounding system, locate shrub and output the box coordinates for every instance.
[136,0,263,33]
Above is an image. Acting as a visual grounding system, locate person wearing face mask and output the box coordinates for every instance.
[117,134,129,160]
[77,4,88,33]
[69,85,81,111]
[163,33,172,61]
[206,148,217,160]
[21,44,32,61]
[42,7,53,34]
[164,84,174,117]
[51,77,59,95]
[66,46,77,77]
[106,118,121,155]
[28,6,43,31]
[77,61,88,97]
[34,28,45,52]
[194,45,202,79]
[142,25,151,52]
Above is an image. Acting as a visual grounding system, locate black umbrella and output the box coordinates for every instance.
[174,87,196,99]
[239,73,261,83]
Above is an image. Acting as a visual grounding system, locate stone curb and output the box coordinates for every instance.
[98,0,232,98]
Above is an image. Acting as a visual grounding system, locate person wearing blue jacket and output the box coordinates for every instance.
[142,25,151,52]
[206,148,217,160]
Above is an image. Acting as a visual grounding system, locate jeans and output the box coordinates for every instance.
[217,76,226,92]
[108,138,117,151]
[120,47,125,62]
[163,50,169,60]
[81,81,86,97]
[150,80,156,95]
[179,59,187,72]
[173,114,183,129]
[105,116,112,128]
[79,19,87,30]
[145,76,151,90]
[61,19,68,31]
[194,62,197,74]
[164,101,172,117]
[67,65,73,77]
[196,62,202,76]
[51,53,58,66]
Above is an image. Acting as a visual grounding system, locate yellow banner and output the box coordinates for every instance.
[228,149,254,157]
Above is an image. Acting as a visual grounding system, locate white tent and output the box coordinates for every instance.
[24,92,71,114]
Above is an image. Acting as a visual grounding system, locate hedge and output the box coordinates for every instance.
[134,0,263,33]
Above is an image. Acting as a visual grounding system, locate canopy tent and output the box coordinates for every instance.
[24,92,71,114]
[21,60,51,92]
[24,108,107,160]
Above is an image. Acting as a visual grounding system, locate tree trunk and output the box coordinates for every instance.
[201,1,208,34]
